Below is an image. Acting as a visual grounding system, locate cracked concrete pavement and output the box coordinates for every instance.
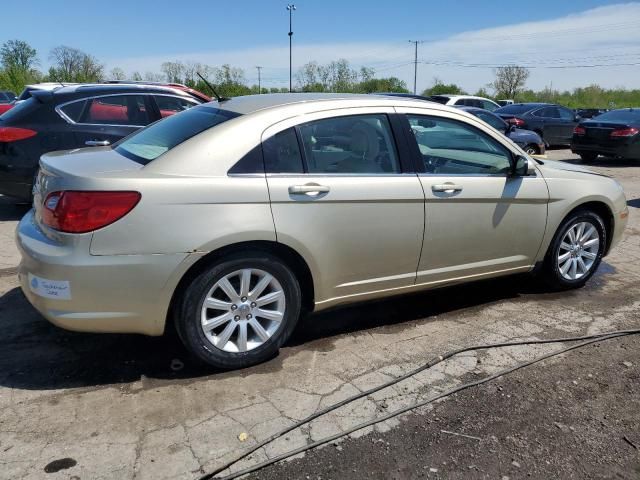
[0,150,639,479]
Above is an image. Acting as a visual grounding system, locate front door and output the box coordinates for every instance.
[398,108,549,286]
[263,109,425,306]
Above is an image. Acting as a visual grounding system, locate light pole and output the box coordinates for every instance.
[256,66,263,94]
[287,4,296,92]
[409,40,423,95]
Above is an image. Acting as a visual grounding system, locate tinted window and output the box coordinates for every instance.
[0,97,39,122]
[593,109,640,123]
[58,100,86,123]
[298,114,400,174]
[17,87,35,101]
[115,105,240,165]
[263,128,304,173]
[473,111,507,131]
[495,104,537,115]
[154,95,198,118]
[558,107,575,120]
[407,115,512,175]
[81,95,150,125]
[429,95,450,105]
[532,107,559,119]
[481,100,498,111]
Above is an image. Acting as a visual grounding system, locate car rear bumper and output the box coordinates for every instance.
[17,210,190,336]
[571,142,640,159]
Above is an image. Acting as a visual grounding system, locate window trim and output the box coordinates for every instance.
[400,112,517,176]
[55,93,190,128]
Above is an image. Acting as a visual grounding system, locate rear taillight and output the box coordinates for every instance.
[610,127,639,137]
[0,127,37,142]
[42,191,141,233]
[573,126,586,135]
[507,117,525,127]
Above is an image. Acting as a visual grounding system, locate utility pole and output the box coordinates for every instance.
[256,66,263,94]
[409,40,422,94]
[287,4,296,92]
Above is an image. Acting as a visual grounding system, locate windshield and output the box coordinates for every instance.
[115,105,240,165]
[590,109,640,123]
[495,104,537,115]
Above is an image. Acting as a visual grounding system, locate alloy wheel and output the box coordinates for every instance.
[557,221,600,281]
[200,269,286,353]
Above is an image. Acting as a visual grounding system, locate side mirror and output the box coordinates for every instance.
[574,115,581,122]
[513,155,535,176]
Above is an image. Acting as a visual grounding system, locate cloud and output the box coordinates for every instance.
[104,3,640,93]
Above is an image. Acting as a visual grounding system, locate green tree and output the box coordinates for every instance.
[490,65,530,99]
[48,46,103,83]
[421,77,466,96]
[109,67,126,80]
[0,40,40,94]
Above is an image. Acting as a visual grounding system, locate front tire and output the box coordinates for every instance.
[175,253,302,369]
[541,209,606,290]
[523,144,539,155]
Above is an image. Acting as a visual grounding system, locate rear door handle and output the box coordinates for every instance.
[432,183,463,193]
[288,184,330,195]
[85,140,110,147]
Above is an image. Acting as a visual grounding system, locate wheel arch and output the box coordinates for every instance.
[166,240,316,333]
[561,200,614,254]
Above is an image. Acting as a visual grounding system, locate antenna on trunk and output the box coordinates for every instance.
[196,72,228,102]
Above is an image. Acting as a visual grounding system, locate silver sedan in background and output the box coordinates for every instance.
[17,94,628,369]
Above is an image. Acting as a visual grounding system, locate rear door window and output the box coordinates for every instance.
[153,95,198,118]
[81,95,151,126]
[558,107,575,120]
[263,128,304,173]
[115,105,240,164]
[297,114,401,174]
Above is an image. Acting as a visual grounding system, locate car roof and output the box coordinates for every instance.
[208,92,465,115]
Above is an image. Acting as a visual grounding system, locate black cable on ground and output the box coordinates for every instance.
[199,328,640,480]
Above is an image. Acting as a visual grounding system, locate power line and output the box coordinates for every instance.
[420,60,640,69]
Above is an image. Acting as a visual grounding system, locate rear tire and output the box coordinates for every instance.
[175,252,302,369]
[579,152,598,162]
[541,209,606,290]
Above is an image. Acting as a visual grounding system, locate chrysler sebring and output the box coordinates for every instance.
[17,94,628,369]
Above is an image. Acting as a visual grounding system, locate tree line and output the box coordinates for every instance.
[0,39,638,109]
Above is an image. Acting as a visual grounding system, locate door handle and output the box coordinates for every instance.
[85,140,110,147]
[288,184,330,195]
[432,183,463,193]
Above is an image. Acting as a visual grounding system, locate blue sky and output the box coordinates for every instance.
[3,1,640,91]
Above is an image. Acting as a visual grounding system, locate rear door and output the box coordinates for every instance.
[263,108,425,306]
[533,106,563,145]
[56,93,158,148]
[396,107,548,285]
[557,106,578,144]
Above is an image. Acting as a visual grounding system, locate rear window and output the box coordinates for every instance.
[17,87,36,101]
[495,105,537,115]
[0,97,39,122]
[115,105,240,165]
[428,95,450,105]
[591,109,640,123]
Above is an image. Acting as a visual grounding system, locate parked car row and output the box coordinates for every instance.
[0,82,210,200]
[16,93,628,369]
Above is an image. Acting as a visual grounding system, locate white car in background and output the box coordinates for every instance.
[429,94,500,111]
